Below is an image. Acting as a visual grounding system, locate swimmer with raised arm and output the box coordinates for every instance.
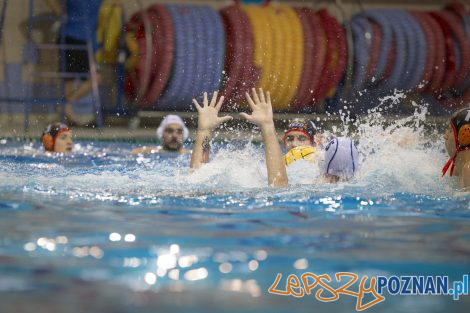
[190,88,288,187]
[443,107,470,191]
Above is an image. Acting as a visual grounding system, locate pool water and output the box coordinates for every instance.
[0,110,469,312]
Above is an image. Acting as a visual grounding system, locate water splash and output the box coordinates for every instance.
[0,95,460,201]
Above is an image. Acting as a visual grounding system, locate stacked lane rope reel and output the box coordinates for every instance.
[122,2,470,113]
[222,4,347,112]
[219,5,257,110]
[124,4,225,110]
[124,5,175,109]
[123,3,347,112]
[346,2,470,113]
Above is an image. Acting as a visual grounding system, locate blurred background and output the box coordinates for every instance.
[0,0,468,139]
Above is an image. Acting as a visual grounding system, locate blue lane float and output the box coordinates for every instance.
[156,5,225,110]
[399,11,427,91]
[350,16,372,93]
[205,6,226,95]
[178,6,198,110]
[157,5,187,110]
[195,5,213,100]
[361,10,393,87]
[384,12,407,92]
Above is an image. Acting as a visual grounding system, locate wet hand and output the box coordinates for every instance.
[240,88,274,128]
[192,91,232,132]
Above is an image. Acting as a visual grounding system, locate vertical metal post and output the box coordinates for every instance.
[59,0,66,124]
[23,0,35,132]
[87,40,103,128]
[0,0,8,44]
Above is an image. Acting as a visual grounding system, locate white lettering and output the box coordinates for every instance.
[465,110,470,122]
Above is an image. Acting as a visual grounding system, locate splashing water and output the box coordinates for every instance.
[0,102,454,198]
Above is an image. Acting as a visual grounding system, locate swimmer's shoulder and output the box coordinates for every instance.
[131,146,191,155]
[130,145,163,155]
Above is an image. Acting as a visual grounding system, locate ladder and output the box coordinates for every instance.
[23,0,103,131]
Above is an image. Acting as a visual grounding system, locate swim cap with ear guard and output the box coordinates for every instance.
[282,118,318,145]
[319,137,359,179]
[41,123,70,151]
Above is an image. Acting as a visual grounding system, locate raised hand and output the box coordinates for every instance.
[240,88,273,128]
[240,88,287,187]
[192,91,232,131]
[190,91,232,169]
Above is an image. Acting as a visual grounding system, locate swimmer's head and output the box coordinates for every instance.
[41,122,73,153]
[442,107,470,176]
[156,115,189,152]
[319,137,359,182]
[282,118,318,151]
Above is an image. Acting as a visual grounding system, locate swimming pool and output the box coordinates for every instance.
[1,112,469,312]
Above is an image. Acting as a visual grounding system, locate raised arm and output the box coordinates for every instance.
[190,91,232,169]
[240,88,288,187]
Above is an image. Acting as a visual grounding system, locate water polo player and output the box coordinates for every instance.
[41,122,73,153]
[282,118,322,166]
[190,89,288,187]
[443,107,470,191]
[131,114,191,155]
[320,137,359,183]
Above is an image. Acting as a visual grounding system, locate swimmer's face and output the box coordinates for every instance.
[54,130,73,153]
[284,131,313,151]
[162,123,184,151]
[444,125,456,157]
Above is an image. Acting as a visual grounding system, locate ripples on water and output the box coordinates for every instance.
[0,103,469,312]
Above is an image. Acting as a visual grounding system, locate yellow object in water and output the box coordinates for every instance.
[284,146,319,166]
[95,0,122,64]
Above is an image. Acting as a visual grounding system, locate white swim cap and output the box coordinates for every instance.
[319,137,359,178]
[156,115,189,140]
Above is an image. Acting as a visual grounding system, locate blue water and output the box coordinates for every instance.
[0,132,469,312]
